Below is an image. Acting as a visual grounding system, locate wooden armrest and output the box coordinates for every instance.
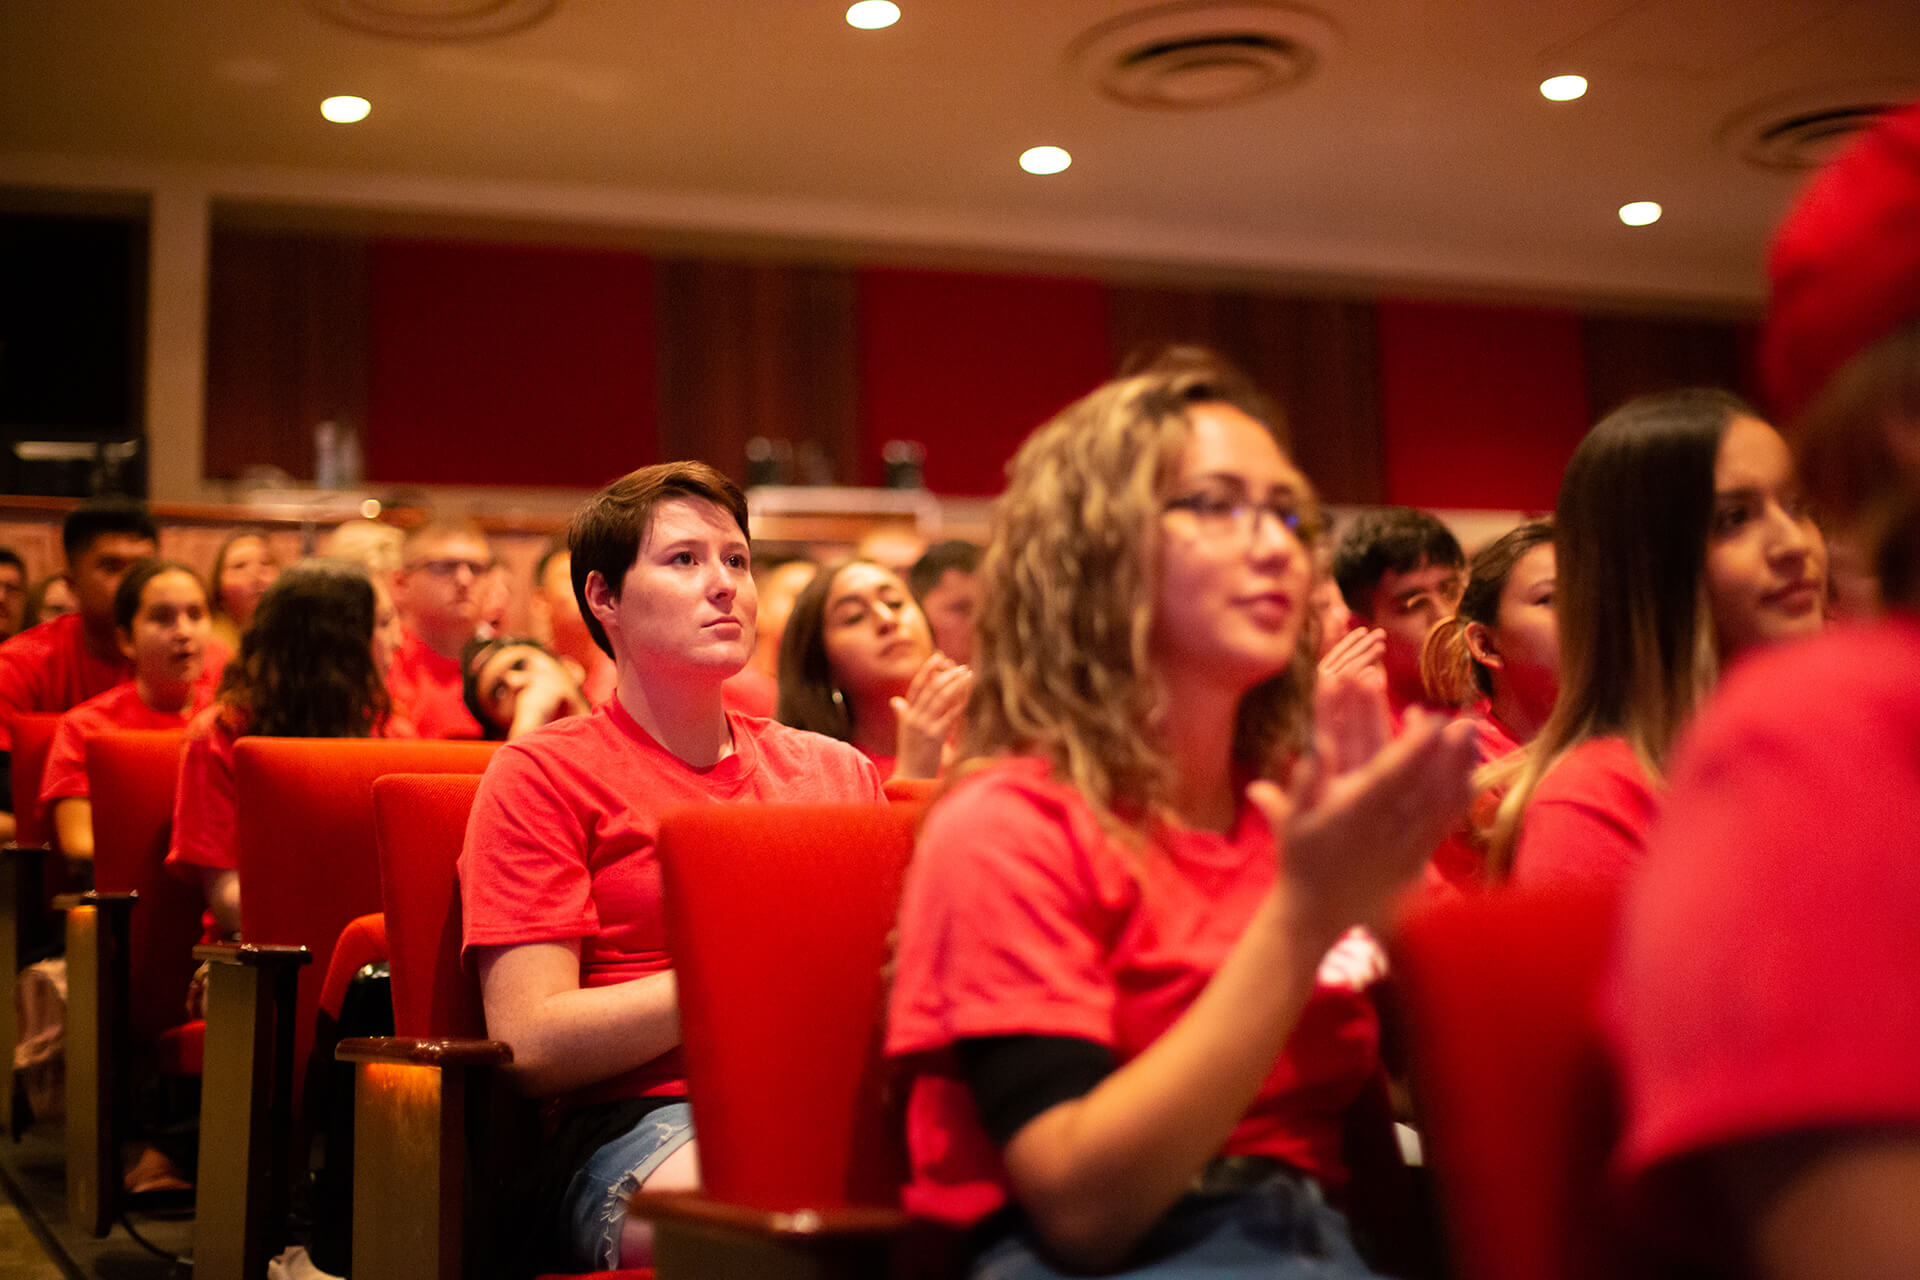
[53,889,138,911]
[1,841,52,856]
[631,1191,911,1240]
[194,941,313,968]
[336,1036,513,1068]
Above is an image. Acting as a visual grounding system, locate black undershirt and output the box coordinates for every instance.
[954,1034,1116,1146]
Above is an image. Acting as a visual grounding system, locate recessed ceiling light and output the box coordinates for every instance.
[1540,75,1587,102]
[846,1,899,29]
[321,95,371,124]
[1619,201,1662,226]
[1020,145,1072,175]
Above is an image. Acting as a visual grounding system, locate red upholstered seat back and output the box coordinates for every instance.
[657,802,916,1212]
[9,712,65,850]
[233,737,497,1115]
[1392,887,1631,1280]
[369,773,486,1039]
[881,776,939,808]
[87,729,199,1049]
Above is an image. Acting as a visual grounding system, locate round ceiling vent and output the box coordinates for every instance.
[304,0,560,42]
[1071,2,1340,112]
[1722,84,1917,171]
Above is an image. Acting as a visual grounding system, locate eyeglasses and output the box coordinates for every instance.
[1163,489,1308,542]
[406,557,490,579]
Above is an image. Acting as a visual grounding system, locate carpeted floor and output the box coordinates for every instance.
[0,1119,193,1280]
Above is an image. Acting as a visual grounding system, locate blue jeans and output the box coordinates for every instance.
[562,1101,696,1270]
[971,1171,1380,1279]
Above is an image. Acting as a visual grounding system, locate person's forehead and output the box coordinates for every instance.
[1378,560,1462,594]
[831,562,903,602]
[140,570,204,606]
[83,532,157,559]
[414,531,489,560]
[641,497,744,547]
[1176,404,1300,485]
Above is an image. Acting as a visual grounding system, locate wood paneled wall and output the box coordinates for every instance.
[201,229,1757,511]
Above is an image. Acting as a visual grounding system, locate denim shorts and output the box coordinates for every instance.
[971,1169,1380,1280]
[561,1100,696,1270]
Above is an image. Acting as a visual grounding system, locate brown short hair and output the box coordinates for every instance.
[567,462,750,658]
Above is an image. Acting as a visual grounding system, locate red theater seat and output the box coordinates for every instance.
[62,728,195,1236]
[1392,886,1643,1280]
[193,737,497,1280]
[2,711,68,1138]
[340,771,650,1280]
[631,801,942,1278]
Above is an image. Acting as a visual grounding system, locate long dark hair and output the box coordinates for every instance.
[1487,388,1746,874]
[776,557,867,742]
[216,559,390,738]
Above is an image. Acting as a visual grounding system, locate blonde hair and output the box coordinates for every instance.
[959,353,1316,834]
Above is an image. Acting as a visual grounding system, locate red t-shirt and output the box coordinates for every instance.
[1610,619,1920,1226]
[459,699,885,1116]
[1511,737,1658,890]
[386,629,483,740]
[167,705,246,877]
[885,758,1383,1228]
[40,677,217,805]
[0,613,135,752]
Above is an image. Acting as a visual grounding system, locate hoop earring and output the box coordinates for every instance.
[831,687,845,709]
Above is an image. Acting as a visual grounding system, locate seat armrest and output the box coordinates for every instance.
[632,1190,963,1280]
[337,1036,513,1068]
[195,940,313,969]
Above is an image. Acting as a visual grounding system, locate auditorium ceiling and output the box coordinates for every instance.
[2,0,1916,305]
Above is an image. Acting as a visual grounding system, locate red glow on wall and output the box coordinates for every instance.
[1375,300,1590,511]
[366,240,657,488]
[857,268,1111,496]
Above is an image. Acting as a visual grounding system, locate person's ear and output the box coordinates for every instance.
[1463,620,1503,671]
[116,626,137,664]
[583,570,619,635]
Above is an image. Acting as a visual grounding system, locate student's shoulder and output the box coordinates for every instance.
[1714,619,1920,734]
[919,757,1109,867]
[740,717,883,794]
[0,613,79,667]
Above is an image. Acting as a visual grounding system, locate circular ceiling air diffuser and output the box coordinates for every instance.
[305,0,560,42]
[1722,84,1917,171]
[1071,1,1340,111]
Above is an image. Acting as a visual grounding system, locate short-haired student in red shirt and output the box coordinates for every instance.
[1610,101,1920,1280]
[886,353,1477,1279]
[1486,388,1828,887]
[458,462,885,1274]
[42,559,219,863]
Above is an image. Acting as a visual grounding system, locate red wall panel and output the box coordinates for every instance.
[1375,300,1590,511]
[366,240,656,488]
[857,268,1111,496]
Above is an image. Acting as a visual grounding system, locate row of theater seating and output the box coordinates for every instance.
[1,711,1632,1280]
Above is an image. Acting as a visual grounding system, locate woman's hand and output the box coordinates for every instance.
[1251,705,1478,939]
[891,653,972,779]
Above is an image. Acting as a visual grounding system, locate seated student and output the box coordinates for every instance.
[886,354,1477,1279]
[22,572,78,629]
[0,497,159,752]
[776,558,972,780]
[386,520,493,739]
[1487,390,1827,888]
[168,560,402,941]
[1331,508,1466,722]
[1411,523,1558,894]
[1419,521,1559,762]
[0,546,26,641]
[1609,101,1920,1280]
[207,529,279,654]
[460,633,589,741]
[41,560,219,862]
[908,539,982,664]
[459,462,886,1273]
